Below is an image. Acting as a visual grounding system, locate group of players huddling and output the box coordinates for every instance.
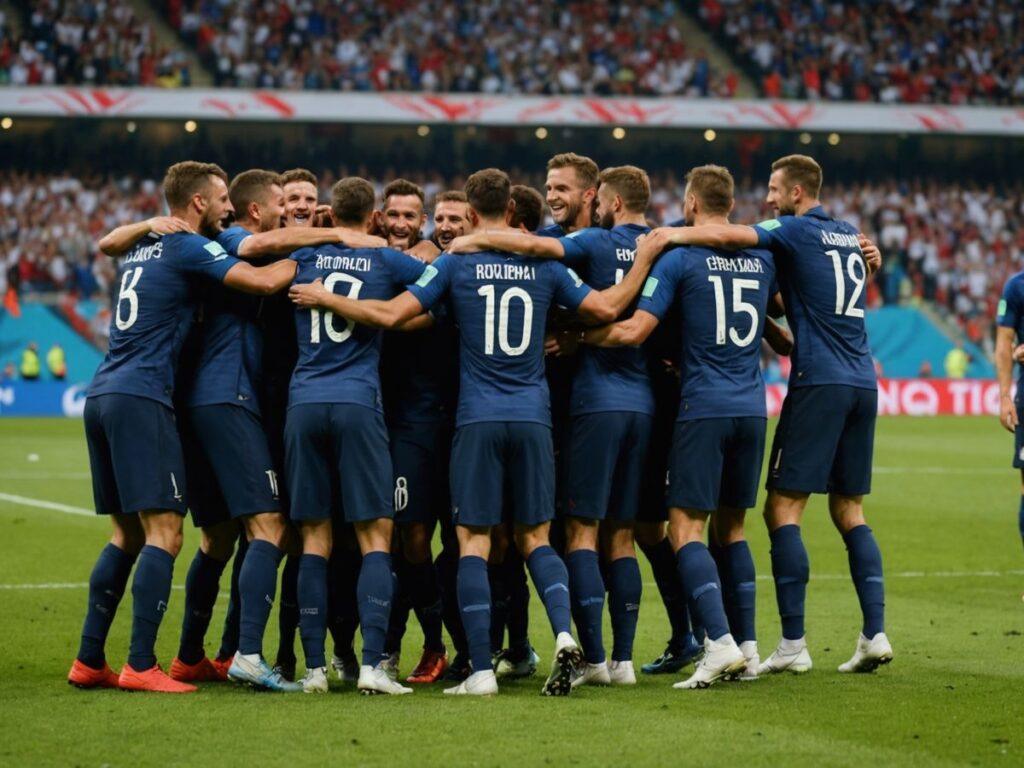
[66,149,894,697]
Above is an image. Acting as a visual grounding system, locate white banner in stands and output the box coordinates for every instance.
[1,87,1024,135]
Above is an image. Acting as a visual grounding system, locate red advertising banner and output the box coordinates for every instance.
[765,379,1004,417]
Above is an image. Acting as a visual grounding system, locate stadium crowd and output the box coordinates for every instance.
[1,170,1015,354]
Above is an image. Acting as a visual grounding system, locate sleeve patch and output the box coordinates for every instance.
[565,230,585,239]
[204,241,229,260]
[998,299,1007,318]
[641,276,658,298]
[415,264,438,287]
[756,218,782,231]
[566,267,583,287]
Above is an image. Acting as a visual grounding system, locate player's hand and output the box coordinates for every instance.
[1001,395,1018,433]
[289,278,329,308]
[147,216,194,235]
[313,205,334,227]
[447,234,479,254]
[635,229,669,264]
[859,234,882,274]
[545,331,579,357]
[335,228,387,249]
[407,239,441,263]
[1012,344,1024,364]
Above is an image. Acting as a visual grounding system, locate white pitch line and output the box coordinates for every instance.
[873,466,1006,475]
[0,492,94,517]
[0,472,91,480]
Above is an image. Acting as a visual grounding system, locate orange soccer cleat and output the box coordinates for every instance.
[119,664,197,693]
[406,649,449,684]
[67,659,121,689]
[169,656,228,683]
[209,656,232,681]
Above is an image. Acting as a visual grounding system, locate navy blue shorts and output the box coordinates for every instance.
[1014,402,1024,469]
[565,412,652,521]
[450,422,554,528]
[637,378,679,523]
[767,385,876,496]
[285,403,393,523]
[180,404,280,528]
[389,420,453,525]
[84,394,187,516]
[668,417,767,512]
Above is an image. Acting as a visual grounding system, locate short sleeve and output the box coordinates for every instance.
[558,228,599,269]
[754,217,795,256]
[383,247,429,287]
[407,253,453,311]
[551,263,592,312]
[180,236,241,283]
[217,226,251,257]
[998,278,1022,329]
[637,250,684,320]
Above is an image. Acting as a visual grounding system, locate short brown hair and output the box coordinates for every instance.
[598,165,650,213]
[330,177,376,225]
[163,161,228,209]
[280,168,317,187]
[464,168,511,218]
[383,179,425,205]
[772,154,822,198]
[547,153,599,190]
[685,164,734,215]
[510,184,544,232]
[229,169,282,216]
[435,190,467,205]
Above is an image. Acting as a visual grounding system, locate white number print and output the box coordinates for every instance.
[310,272,364,344]
[115,267,143,331]
[477,284,533,356]
[827,249,866,318]
[265,469,279,499]
[394,476,408,512]
[708,276,761,347]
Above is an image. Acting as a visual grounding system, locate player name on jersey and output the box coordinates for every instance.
[122,241,164,264]
[314,253,373,272]
[705,254,766,274]
[820,231,861,249]
[475,263,536,281]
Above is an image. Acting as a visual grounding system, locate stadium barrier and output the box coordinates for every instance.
[0,379,1004,417]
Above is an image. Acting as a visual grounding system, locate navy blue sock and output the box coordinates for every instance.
[177,549,228,665]
[436,544,468,659]
[238,540,284,656]
[708,540,736,633]
[274,552,299,665]
[358,551,394,668]
[607,556,641,662]
[526,546,572,637]
[77,543,136,668]
[457,555,492,674]
[724,541,757,644]
[639,538,692,650]
[383,558,411,655]
[328,549,361,658]
[566,549,605,663]
[1019,496,1024,549]
[487,561,510,652]
[217,536,246,661]
[127,545,175,671]
[770,525,809,641]
[506,553,531,654]
[407,559,445,652]
[298,554,328,669]
[844,525,885,638]
[675,542,730,641]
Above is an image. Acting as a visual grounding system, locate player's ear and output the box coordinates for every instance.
[505,198,516,225]
[248,200,261,222]
[468,208,480,229]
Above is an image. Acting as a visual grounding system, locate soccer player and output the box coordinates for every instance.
[289,168,663,696]
[539,153,598,237]
[995,277,1024,555]
[449,165,658,686]
[378,178,439,261]
[432,190,471,250]
[284,177,434,696]
[650,154,893,675]
[67,161,298,693]
[578,165,785,688]
[510,185,545,233]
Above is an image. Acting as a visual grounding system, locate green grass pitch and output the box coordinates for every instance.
[0,416,1021,767]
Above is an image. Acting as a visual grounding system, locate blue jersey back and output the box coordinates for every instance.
[536,223,565,238]
[89,232,239,407]
[408,251,592,427]
[178,225,263,413]
[558,223,653,416]
[755,207,875,390]
[639,246,775,420]
[997,272,1024,387]
[288,245,427,410]
[380,310,459,425]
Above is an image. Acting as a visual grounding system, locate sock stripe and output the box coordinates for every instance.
[691,581,720,600]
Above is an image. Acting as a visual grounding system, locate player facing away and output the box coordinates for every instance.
[449,165,659,687]
[288,168,661,695]
[68,162,299,693]
[284,177,436,696]
[653,154,893,675]
[995,275,1024,557]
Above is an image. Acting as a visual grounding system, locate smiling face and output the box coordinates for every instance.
[766,168,799,217]
[545,166,593,229]
[284,180,319,227]
[433,200,469,249]
[381,194,426,249]
[197,175,234,238]
[257,184,286,232]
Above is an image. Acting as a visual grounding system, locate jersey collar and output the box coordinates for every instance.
[803,205,830,220]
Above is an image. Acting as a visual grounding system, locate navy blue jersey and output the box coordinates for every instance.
[89,232,240,407]
[536,223,565,238]
[407,251,593,427]
[998,272,1024,387]
[558,224,653,416]
[380,308,459,425]
[178,225,263,414]
[755,207,875,390]
[288,245,427,410]
[638,246,775,421]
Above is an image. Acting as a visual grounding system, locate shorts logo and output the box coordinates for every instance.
[265,469,279,499]
[170,472,182,502]
[394,476,409,511]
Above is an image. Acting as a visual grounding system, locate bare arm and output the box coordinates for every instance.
[394,312,435,332]
[288,279,424,329]
[407,240,441,263]
[448,230,564,259]
[236,227,386,258]
[97,217,194,256]
[659,224,760,250]
[574,231,662,324]
[996,326,1018,433]
[768,291,786,319]
[763,317,793,356]
[580,310,660,348]
[222,260,297,296]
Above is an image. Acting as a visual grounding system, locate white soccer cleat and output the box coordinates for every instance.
[838,633,893,673]
[570,661,611,689]
[673,634,746,690]
[358,664,412,695]
[734,641,760,682]
[542,632,584,696]
[608,660,636,685]
[758,637,813,675]
[331,653,359,683]
[301,666,329,694]
[494,646,541,679]
[443,669,499,696]
[380,652,400,682]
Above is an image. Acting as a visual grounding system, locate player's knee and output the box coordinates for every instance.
[140,511,184,557]
[200,521,238,561]
[565,516,598,552]
[355,518,392,555]
[457,526,491,559]
[828,494,865,533]
[714,506,747,544]
[633,521,665,548]
[667,508,707,550]
[763,490,805,530]
[300,521,333,558]
[246,511,287,547]
[110,515,145,554]
[513,523,550,558]
[401,524,433,564]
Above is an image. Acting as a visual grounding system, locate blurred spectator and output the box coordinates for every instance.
[944,341,970,379]
[47,342,66,380]
[918,360,933,378]
[19,341,40,380]
[1,362,16,382]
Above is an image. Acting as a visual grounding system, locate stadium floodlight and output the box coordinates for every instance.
[612,127,626,140]
[417,124,430,137]
[535,127,548,140]
[799,132,812,145]
[1,117,12,130]
[184,120,198,133]
[828,132,841,146]
[704,129,716,142]
[126,122,137,133]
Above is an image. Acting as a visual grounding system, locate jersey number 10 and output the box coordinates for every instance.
[477,284,533,357]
